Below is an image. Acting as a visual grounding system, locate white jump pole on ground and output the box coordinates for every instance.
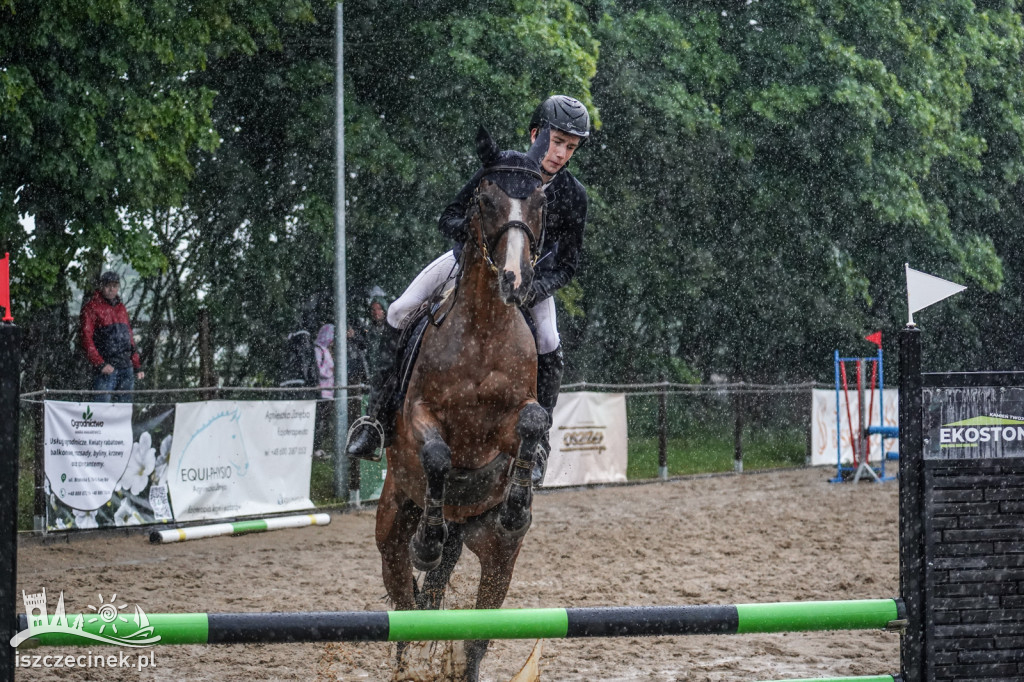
[149,513,331,544]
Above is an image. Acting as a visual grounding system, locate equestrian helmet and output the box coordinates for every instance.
[529,95,590,140]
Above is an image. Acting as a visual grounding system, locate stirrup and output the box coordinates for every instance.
[346,416,386,462]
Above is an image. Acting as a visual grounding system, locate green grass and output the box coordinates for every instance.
[18,419,36,531]
[18,454,35,531]
[309,457,347,507]
[626,427,806,479]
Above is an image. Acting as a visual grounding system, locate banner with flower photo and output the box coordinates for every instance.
[44,401,175,531]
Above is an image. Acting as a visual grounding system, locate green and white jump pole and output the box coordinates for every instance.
[755,677,899,682]
[15,599,903,647]
[149,513,331,544]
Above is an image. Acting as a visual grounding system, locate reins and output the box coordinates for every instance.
[426,256,463,328]
[477,220,541,274]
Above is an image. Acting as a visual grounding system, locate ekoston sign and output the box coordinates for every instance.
[924,383,1024,460]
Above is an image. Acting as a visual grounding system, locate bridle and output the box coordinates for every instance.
[429,166,544,329]
[471,166,545,274]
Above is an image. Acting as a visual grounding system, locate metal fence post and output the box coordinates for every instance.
[199,307,215,401]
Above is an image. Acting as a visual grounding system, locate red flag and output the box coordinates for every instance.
[0,253,11,321]
[865,330,882,348]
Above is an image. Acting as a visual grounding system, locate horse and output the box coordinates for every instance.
[375,128,549,682]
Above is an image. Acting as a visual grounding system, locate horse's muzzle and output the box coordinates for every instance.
[500,268,533,307]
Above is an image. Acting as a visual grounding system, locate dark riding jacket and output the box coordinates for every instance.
[440,167,588,304]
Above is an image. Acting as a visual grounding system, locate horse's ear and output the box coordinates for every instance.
[526,124,551,166]
[476,126,501,167]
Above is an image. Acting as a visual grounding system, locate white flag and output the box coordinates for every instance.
[906,263,966,324]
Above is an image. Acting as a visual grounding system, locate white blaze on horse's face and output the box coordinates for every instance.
[477,179,543,307]
[503,199,527,290]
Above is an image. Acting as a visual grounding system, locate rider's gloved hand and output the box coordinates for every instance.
[524,277,554,308]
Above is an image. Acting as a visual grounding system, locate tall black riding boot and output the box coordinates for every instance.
[346,323,402,461]
[533,345,564,485]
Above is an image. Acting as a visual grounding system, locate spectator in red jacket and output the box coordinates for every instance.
[80,271,144,402]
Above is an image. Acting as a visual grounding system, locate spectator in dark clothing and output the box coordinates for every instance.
[80,271,144,403]
[280,330,318,390]
[361,296,390,378]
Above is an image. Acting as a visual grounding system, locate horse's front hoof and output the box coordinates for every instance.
[410,523,447,571]
[497,505,532,538]
[498,482,533,536]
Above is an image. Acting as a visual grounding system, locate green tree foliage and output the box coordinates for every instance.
[4,0,1024,390]
[126,0,599,386]
[0,0,313,388]
[575,0,1022,383]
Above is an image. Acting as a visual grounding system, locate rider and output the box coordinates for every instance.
[346,95,591,483]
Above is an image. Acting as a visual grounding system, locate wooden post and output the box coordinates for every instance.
[733,391,743,473]
[1,322,22,681]
[199,307,214,399]
[898,325,923,681]
[657,379,668,480]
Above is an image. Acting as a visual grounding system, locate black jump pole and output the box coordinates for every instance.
[897,324,924,682]
[0,321,22,682]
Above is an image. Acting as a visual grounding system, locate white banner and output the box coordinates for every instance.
[167,400,315,522]
[44,401,134,512]
[542,392,628,487]
[809,388,899,466]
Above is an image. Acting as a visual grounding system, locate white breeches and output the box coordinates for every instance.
[387,250,560,355]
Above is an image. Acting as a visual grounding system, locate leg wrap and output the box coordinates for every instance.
[499,402,547,536]
[513,402,549,481]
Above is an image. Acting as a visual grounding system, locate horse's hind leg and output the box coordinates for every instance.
[499,401,548,535]
[444,512,527,682]
[376,474,421,611]
[410,436,451,570]
[392,525,467,682]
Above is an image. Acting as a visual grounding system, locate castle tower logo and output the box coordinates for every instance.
[10,589,162,648]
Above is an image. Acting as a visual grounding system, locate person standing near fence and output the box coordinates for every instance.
[361,295,390,380]
[80,271,144,403]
